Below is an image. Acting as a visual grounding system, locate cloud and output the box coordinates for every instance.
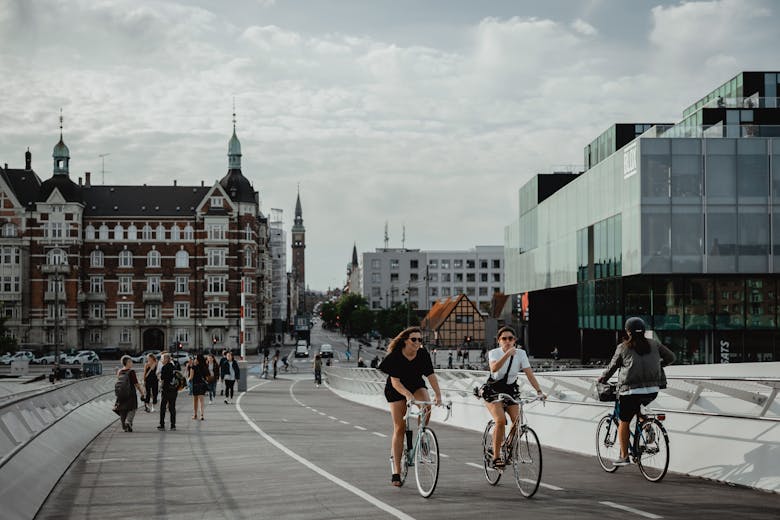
[571,18,598,36]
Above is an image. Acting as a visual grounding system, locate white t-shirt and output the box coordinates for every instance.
[488,347,530,384]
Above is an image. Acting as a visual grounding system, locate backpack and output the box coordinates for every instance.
[115,370,134,401]
[170,370,186,391]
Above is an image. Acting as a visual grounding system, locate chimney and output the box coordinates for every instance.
[25,148,31,170]
[78,177,82,186]
[201,180,205,187]
[85,171,91,187]
[173,179,177,186]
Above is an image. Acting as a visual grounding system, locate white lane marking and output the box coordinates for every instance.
[465,462,482,469]
[328,416,337,420]
[339,420,350,425]
[311,409,318,413]
[354,426,367,431]
[439,453,449,458]
[465,462,564,491]
[87,458,128,463]
[600,501,662,519]
[282,418,288,422]
[372,432,387,438]
[318,412,326,416]
[237,383,416,520]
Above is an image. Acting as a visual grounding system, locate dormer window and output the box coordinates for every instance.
[211,196,223,208]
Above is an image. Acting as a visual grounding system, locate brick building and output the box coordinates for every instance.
[0,118,272,354]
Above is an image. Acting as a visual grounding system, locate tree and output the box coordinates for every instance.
[0,310,17,355]
[337,293,368,334]
[349,307,374,338]
[320,301,339,329]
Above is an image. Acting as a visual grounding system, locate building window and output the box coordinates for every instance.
[1,246,20,265]
[1,223,15,237]
[147,250,161,268]
[127,225,137,240]
[429,273,439,282]
[245,224,253,241]
[479,287,488,296]
[2,276,20,293]
[156,224,166,241]
[208,275,227,293]
[493,287,501,293]
[242,276,254,293]
[208,224,226,240]
[120,328,132,343]
[117,302,133,319]
[480,260,488,269]
[481,273,488,282]
[47,248,68,265]
[410,259,419,269]
[147,276,161,293]
[441,287,451,297]
[89,329,102,344]
[466,287,476,296]
[390,273,399,281]
[455,314,474,324]
[175,276,189,294]
[390,259,399,269]
[119,276,132,294]
[146,303,161,319]
[453,259,463,268]
[410,273,419,281]
[90,275,104,293]
[114,224,124,240]
[429,259,438,268]
[175,250,189,268]
[170,225,180,241]
[208,302,225,318]
[371,273,381,283]
[371,259,381,269]
[119,250,133,267]
[47,277,64,293]
[371,287,381,297]
[85,224,95,240]
[430,287,438,297]
[493,273,501,282]
[466,260,475,269]
[175,328,189,343]
[47,222,64,239]
[90,250,104,267]
[207,249,226,267]
[466,273,475,282]
[99,224,109,240]
[492,259,501,269]
[454,286,463,295]
[441,259,450,269]
[47,303,65,319]
[90,303,104,319]
[183,225,194,240]
[455,273,463,282]
[245,247,253,267]
[211,196,223,208]
[142,225,153,240]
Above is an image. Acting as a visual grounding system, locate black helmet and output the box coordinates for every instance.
[624,317,646,334]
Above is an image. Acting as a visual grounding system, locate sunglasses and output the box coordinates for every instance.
[408,337,424,343]
[499,336,515,341]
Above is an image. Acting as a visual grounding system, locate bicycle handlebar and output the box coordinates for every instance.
[492,393,546,406]
[405,399,453,422]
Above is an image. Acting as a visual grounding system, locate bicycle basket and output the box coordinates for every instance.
[596,382,617,402]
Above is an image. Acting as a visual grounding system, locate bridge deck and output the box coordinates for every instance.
[38,374,780,520]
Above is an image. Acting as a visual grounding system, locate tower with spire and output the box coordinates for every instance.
[291,187,306,311]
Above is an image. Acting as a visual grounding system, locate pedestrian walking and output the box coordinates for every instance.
[313,353,322,387]
[221,351,240,403]
[205,354,220,404]
[448,351,453,369]
[157,353,178,431]
[261,357,269,379]
[143,353,158,413]
[114,355,145,432]
[272,349,280,379]
[189,354,208,420]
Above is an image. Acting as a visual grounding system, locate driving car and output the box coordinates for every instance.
[3,351,35,364]
[319,344,334,358]
[65,350,100,364]
[294,341,309,358]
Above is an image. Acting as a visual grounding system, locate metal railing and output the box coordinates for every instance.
[325,367,780,421]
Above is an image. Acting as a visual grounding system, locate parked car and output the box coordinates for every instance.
[66,350,99,364]
[319,344,334,358]
[0,353,11,364]
[172,350,191,367]
[294,342,309,358]
[7,351,35,364]
[34,351,68,365]
[97,347,123,360]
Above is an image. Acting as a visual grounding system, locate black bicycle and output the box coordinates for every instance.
[595,383,670,482]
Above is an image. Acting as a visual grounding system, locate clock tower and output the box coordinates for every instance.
[291,189,306,311]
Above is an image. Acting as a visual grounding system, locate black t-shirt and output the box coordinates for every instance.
[379,347,434,394]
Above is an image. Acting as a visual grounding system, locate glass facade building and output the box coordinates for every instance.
[505,71,780,364]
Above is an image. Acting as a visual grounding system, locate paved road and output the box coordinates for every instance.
[38,364,780,520]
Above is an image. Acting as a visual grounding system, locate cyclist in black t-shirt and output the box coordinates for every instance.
[378,326,442,487]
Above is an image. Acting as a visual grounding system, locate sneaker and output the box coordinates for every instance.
[143,404,149,413]
[157,425,165,431]
[613,456,631,466]
[170,426,176,431]
[121,422,128,432]
[126,425,133,432]
[150,406,155,413]
[224,398,229,404]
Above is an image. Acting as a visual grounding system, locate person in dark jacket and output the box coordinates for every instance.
[158,353,178,431]
[116,355,145,432]
[599,317,675,466]
[189,354,209,420]
[221,351,240,404]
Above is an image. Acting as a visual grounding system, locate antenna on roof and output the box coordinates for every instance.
[98,153,111,184]
[402,224,406,249]
[384,221,389,249]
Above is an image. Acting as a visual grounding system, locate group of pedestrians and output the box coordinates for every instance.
[378,318,674,487]
[113,349,241,432]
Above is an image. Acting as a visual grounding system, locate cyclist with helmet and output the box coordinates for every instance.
[598,317,675,465]
[483,326,545,468]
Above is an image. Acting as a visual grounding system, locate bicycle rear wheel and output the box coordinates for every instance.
[512,426,542,498]
[636,418,669,482]
[595,415,620,473]
[414,427,439,498]
[482,421,501,485]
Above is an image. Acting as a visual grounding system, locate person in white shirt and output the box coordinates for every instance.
[483,326,545,468]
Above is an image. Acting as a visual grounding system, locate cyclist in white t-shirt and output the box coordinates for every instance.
[483,326,545,468]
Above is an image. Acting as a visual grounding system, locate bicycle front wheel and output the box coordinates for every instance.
[482,421,501,485]
[636,418,669,482]
[512,426,542,498]
[596,415,620,473]
[414,427,440,498]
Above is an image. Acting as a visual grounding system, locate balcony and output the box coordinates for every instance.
[41,264,70,274]
[142,291,163,302]
[204,318,229,328]
[141,318,165,327]
[86,318,105,327]
[85,292,106,302]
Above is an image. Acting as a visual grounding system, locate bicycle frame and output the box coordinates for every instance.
[609,399,666,460]
[490,393,544,455]
[403,399,452,463]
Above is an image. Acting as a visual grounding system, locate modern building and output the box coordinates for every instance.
[505,71,780,364]
[268,208,287,340]
[362,245,504,312]
[0,116,273,354]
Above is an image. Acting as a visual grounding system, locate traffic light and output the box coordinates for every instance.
[177,342,183,351]
[212,336,217,345]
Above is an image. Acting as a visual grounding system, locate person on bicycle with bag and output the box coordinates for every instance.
[378,326,442,487]
[482,326,545,468]
[598,317,675,466]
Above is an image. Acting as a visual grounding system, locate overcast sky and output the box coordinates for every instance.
[1,0,778,290]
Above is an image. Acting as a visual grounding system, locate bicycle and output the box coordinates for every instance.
[281,357,299,374]
[595,383,670,482]
[479,393,544,498]
[391,399,453,498]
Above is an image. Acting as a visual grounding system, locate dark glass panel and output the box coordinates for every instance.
[685,278,714,329]
[653,277,684,330]
[715,278,744,329]
[745,278,776,328]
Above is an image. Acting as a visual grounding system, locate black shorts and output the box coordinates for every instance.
[618,393,657,422]
[384,384,426,403]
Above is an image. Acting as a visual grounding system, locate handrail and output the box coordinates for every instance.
[324,367,780,421]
